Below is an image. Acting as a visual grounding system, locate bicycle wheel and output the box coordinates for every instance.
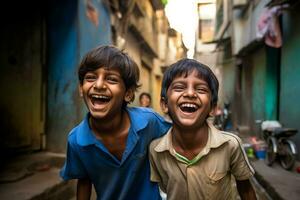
[265,138,276,166]
[280,143,295,170]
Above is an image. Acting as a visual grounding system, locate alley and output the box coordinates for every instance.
[1,0,300,199]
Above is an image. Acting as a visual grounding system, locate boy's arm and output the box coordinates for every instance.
[77,178,92,200]
[236,179,257,200]
[149,141,165,193]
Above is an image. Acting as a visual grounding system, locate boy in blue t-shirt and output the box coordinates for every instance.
[60,45,171,200]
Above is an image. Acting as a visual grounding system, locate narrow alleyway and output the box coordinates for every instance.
[1,0,300,199]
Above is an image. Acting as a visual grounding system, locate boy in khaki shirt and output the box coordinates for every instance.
[149,58,257,200]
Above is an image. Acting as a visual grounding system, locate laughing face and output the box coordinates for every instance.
[79,67,132,120]
[163,69,214,129]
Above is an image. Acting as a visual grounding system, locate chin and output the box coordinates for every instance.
[90,114,105,120]
[178,118,206,127]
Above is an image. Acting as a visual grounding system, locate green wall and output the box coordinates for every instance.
[252,48,266,125]
[265,47,279,120]
[280,8,300,159]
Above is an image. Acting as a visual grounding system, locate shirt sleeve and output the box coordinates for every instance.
[60,140,88,181]
[230,136,255,181]
[149,141,166,193]
[152,111,172,138]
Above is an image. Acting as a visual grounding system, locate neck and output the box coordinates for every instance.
[89,109,128,138]
[172,122,209,151]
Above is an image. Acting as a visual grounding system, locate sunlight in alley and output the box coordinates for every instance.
[165,0,216,58]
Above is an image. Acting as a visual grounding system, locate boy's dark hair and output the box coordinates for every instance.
[78,45,140,94]
[139,92,151,101]
[161,58,219,107]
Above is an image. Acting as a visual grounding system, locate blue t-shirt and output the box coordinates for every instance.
[60,107,171,200]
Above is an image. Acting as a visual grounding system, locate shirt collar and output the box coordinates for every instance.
[154,120,230,153]
[77,113,97,146]
[77,108,149,146]
[126,107,149,132]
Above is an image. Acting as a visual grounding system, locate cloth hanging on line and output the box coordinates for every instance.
[256,5,288,48]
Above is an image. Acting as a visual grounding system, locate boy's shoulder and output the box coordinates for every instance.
[127,107,167,123]
[127,107,171,137]
[149,136,163,149]
[149,128,171,153]
[220,131,242,144]
[216,130,244,151]
[67,116,90,145]
[209,123,243,150]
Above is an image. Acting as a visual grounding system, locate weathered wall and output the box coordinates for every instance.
[47,0,80,153]
[222,59,235,105]
[47,0,111,153]
[237,56,253,129]
[231,0,268,55]
[0,1,44,153]
[265,47,279,120]
[280,7,300,159]
[251,47,266,135]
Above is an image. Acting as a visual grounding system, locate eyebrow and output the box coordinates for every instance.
[171,79,209,85]
[105,71,122,77]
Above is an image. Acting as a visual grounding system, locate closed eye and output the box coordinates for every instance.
[196,87,209,94]
[106,76,119,83]
[84,74,97,82]
[173,85,185,92]
[171,82,186,92]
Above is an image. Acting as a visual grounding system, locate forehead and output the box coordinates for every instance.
[141,94,149,98]
[172,69,208,83]
[88,66,122,75]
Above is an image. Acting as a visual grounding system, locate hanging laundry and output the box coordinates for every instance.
[256,5,288,48]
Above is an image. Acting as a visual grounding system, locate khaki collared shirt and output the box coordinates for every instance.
[149,122,254,200]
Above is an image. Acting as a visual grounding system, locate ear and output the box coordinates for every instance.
[124,88,134,103]
[160,98,169,114]
[79,85,83,97]
[209,105,217,117]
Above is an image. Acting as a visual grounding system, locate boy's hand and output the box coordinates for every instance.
[236,179,257,200]
[77,178,92,200]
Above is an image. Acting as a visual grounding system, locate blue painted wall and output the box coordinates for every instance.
[78,0,111,58]
[47,0,111,152]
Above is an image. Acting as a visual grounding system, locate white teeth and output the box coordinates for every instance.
[91,95,109,99]
[181,103,198,108]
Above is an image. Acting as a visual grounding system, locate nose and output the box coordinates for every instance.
[183,86,197,98]
[94,76,106,89]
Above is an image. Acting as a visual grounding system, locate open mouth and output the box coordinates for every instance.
[91,94,111,105]
[179,103,199,113]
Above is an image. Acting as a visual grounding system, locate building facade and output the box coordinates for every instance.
[214,0,300,159]
[0,0,186,155]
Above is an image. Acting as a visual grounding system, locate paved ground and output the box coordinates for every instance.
[251,159,300,200]
[1,151,300,200]
[0,152,76,200]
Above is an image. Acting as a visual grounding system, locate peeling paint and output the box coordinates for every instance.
[86,0,99,27]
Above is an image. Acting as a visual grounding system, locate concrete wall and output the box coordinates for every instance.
[47,0,111,153]
[280,7,300,159]
[251,47,266,136]
[232,0,269,55]
[124,31,143,107]
[0,1,44,153]
[47,0,79,153]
